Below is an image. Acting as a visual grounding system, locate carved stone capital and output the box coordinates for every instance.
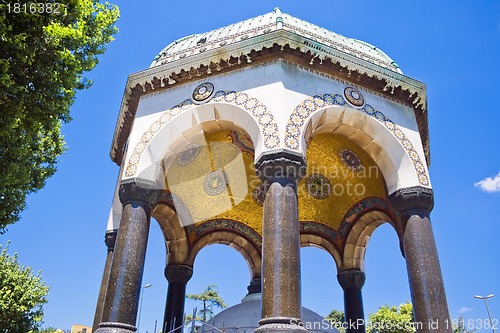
[389,186,434,216]
[255,152,306,185]
[119,178,163,208]
[104,229,118,251]
[337,270,366,289]
[164,265,193,284]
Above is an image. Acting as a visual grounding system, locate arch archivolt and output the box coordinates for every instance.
[342,210,398,271]
[186,219,262,279]
[152,203,190,265]
[284,92,430,192]
[300,231,342,268]
[123,90,280,180]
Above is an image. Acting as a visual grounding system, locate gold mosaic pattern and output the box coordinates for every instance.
[166,131,387,237]
[284,90,430,186]
[165,130,264,234]
[124,90,279,177]
[298,134,387,230]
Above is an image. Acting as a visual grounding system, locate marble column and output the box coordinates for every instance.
[92,229,118,333]
[389,186,452,333]
[337,270,366,333]
[163,265,193,333]
[255,153,308,333]
[95,179,161,333]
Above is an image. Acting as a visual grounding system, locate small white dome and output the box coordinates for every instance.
[201,293,339,333]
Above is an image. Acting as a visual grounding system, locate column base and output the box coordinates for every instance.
[95,322,136,333]
[255,317,309,333]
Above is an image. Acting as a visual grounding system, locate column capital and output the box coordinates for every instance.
[164,265,193,284]
[255,152,306,185]
[389,186,434,216]
[337,270,366,289]
[104,229,118,251]
[119,178,163,208]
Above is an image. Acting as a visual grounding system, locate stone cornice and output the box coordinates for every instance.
[110,29,429,167]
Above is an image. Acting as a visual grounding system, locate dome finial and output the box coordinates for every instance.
[274,7,283,29]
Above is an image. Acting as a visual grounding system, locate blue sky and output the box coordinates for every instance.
[3,0,500,331]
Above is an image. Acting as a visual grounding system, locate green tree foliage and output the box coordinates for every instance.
[367,301,415,333]
[37,328,64,333]
[0,0,119,232]
[325,310,346,333]
[329,303,477,333]
[0,243,49,332]
[186,285,227,322]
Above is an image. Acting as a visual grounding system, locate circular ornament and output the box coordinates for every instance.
[252,185,265,206]
[339,148,362,171]
[178,143,201,166]
[192,82,215,103]
[203,170,228,196]
[344,86,365,108]
[306,174,331,199]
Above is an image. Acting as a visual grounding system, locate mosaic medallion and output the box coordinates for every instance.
[305,174,331,199]
[252,185,265,206]
[203,170,228,196]
[192,82,215,102]
[344,86,364,107]
[339,148,362,171]
[177,143,201,166]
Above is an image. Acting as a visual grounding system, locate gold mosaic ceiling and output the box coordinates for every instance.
[164,130,387,235]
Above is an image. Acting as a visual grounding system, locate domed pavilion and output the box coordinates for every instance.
[93,8,451,333]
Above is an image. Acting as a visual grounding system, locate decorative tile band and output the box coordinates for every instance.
[124,90,279,177]
[284,90,430,186]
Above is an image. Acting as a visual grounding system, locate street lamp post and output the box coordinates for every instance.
[474,294,495,333]
[138,283,152,333]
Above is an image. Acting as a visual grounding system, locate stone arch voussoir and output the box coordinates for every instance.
[300,229,342,269]
[342,209,397,271]
[187,220,262,280]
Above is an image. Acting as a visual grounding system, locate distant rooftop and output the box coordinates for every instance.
[150,8,402,73]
